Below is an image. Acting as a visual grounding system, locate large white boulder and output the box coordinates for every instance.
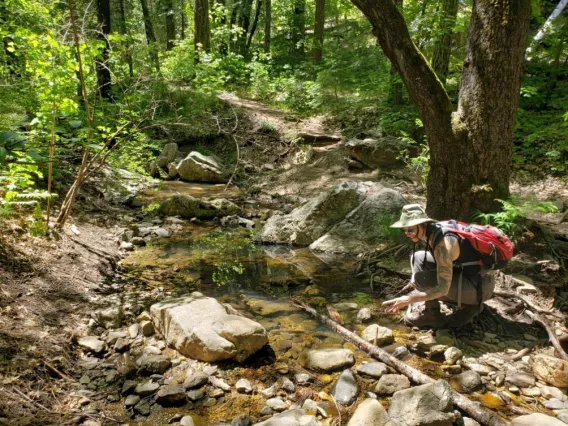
[150,293,268,362]
[310,187,406,253]
[258,182,371,246]
[177,151,228,183]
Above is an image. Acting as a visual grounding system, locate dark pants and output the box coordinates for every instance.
[403,251,495,328]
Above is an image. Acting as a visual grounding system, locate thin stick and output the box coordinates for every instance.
[526,310,568,361]
[43,360,74,382]
[291,299,509,426]
[12,387,54,413]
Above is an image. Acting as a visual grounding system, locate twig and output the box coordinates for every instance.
[526,310,568,361]
[493,290,562,318]
[12,387,54,413]
[224,134,240,191]
[43,360,74,382]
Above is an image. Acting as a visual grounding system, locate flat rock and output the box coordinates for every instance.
[134,399,151,416]
[78,336,107,354]
[177,151,227,183]
[511,413,566,426]
[505,373,535,388]
[356,362,388,379]
[266,398,288,412]
[150,293,268,362]
[331,369,359,406]
[136,354,172,375]
[388,380,456,426]
[155,385,187,406]
[158,195,241,220]
[374,374,410,396]
[135,381,160,397]
[252,408,322,426]
[361,325,394,346]
[299,348,355,372]
[184,372,209,389]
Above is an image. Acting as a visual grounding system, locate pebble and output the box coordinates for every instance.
[444,347,463,365]
[266,398,288,412]
[259,406,273,416]
[134,399,151,416]
[236,378,253,394]
[128,323,139,338]
[184,372,209,389]
[295,373,313,385]
[124,394,140,407]
[186,389,205,401]
[203,397,217,407]
[209,376,231,391]
[281,378,295,393]
[356,362,388,379]
[209,388,225,398]
[543,398,568,410]
[78,336,107,354]
[450,371,482,393]
[180,416,195,426]
[134,381,160,396]
[140,321,155,337]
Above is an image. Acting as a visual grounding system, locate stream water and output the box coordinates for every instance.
[113,182,540,425]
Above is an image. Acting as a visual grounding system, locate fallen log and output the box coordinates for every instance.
[292,298,509,426]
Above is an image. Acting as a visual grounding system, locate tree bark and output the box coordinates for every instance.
[246,0,262,53]
[389,0,403,104]
[181,0,187,39]
[350,0,531,220]
[95,0,112,99]
[194,0,211,55]
[312,0,325,62]
[431,0,459,85]
[117,0,133,77]
[264,0,271,54]
[140,0,160,72]
[292,0,306,58]
[164,0,176,50]
[237,0,253,55]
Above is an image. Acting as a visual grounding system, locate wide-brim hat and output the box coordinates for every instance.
[390,204,435,228]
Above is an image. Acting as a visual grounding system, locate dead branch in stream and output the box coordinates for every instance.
[291,298,509,426]
[526,311,568,361]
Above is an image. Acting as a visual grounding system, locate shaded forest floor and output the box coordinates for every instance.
[1,93,568,425]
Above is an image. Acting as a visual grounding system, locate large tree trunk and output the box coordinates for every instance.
[292,0,305,58]
[164,0,176,50]
[312,0,325,62]
[236,0,253,55]
[264,0,271,54]
[95,0,112,99]
[118,0,133,77]
[194,0,211,54]
[140,0,160,72]
[431,0,459,85]
[350,0,532,220]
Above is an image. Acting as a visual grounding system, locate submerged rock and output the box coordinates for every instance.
[361,324,394,346]
[331,369,359,406]
[299,348,355,372]
[159,194,241,219]
[150,293,268,362]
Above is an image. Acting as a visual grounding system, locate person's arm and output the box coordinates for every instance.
[407,235,458,302]
[383,236,459,312]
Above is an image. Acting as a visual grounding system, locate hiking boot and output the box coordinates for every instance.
[447,304,482,327]
[403,301,448,329]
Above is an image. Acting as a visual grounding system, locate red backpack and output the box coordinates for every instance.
[437,220,514,270]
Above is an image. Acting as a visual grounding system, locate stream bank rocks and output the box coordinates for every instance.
[150,292,268,362]
[176,152,228,183]
[258,181,406,253]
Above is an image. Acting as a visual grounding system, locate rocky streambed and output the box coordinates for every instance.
[69,174,568,426]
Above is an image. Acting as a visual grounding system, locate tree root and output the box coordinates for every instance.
[291,298,509,426]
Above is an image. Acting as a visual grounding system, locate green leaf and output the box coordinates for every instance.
[69,120,82,129]
[0,147,7,164]
[0,132,17,143]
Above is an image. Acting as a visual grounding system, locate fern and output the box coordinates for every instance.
[0,206,16,217]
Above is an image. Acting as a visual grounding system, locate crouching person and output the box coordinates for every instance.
[382,204,510,328]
